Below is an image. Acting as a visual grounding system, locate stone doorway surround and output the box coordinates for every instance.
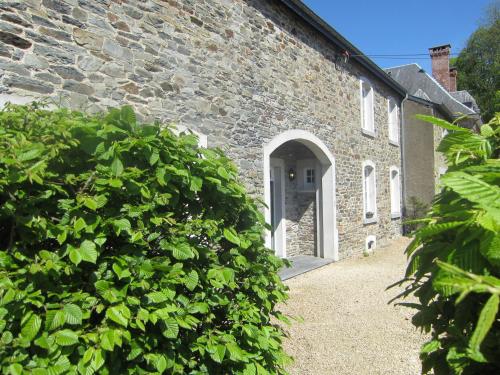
[263,130,338,260]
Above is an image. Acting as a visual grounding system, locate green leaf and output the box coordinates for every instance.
[121,105,136,125]
[223,227,241,246]
[416,114,469,133]
[83,197,98,211]
[106,304,130,328]
[74,217,87,233]
[8,364,23,375]
[111,157,124,177]
[100,329,115,351]
[63,304,83,325]
[210,344,226,363]
[69,247,82,266]
[217,166,230,180]
[113,218,131,235]
[49,310,66,330]
[149,150,159,166]
[170,242,194,260]
[480,124,494,138]
[1,331,13,345]
[79,240,98,264]
[190,176,203,192]
[468,294,499,357]
[21,312,41,341]
[184,270,199,291]
[442,172,500,211]
[54,329,79,346]
[18,147,44,162]
[156,356,167,373]
[161,317,179,339]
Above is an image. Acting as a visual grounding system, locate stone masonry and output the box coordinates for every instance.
[0,0,403,259]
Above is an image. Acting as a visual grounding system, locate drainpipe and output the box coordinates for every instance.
[400,93,409,235]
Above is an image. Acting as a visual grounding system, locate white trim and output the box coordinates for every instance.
[269,158,286,258]
[389,166,401,217]
[360,77,375,135]
[387,97,400,145]
[263,130,338,260]
[362,160,377,224]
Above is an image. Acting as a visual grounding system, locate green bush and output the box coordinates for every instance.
[0,104,291,374]
[396,114,500,374]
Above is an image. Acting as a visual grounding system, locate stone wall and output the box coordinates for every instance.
[0,0,403,259]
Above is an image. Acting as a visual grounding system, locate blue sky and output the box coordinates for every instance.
[302,0,493,73]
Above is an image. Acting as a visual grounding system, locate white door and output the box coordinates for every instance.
[270,158,286,258]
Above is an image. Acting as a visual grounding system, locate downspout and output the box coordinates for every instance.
[400,94,409,235]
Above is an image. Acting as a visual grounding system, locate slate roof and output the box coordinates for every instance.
[384,63,479,118]
[450,91,481,114]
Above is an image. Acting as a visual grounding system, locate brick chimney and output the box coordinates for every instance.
[449,67,457,92]
[429,44,452,91]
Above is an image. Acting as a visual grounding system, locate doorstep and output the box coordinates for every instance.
[279,255,335,281]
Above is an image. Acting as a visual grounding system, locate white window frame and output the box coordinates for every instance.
[305,167,315,185]
[297,159,318,192]
[362,160,377,224]
[387,97,399,145]
[389,166,401,218]
[360,77,375,136]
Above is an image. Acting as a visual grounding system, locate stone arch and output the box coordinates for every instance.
[263,130,338,260]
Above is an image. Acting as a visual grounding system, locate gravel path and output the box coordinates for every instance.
[280,237,427,375]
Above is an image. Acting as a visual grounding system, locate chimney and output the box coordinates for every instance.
[429,44,451,91]
[449,67,457,92]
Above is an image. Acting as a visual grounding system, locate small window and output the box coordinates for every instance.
[362,161,377,223]
[305,168,315,184]
[388,97,399,144]
[390,167,401,217]
[360,78,375,135]
[365,235,377,253]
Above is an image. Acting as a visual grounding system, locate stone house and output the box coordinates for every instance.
[0,0,408,261]
[385,45,481,222]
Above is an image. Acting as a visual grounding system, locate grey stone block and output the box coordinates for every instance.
[52,66,85,81]
[5,75,54,94]
[63,80,94,95]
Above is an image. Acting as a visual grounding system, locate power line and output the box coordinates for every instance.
[349,53,459,58]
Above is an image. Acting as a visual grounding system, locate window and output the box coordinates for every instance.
[297,159,317,192]
[388,97,399,144]
[362,160,377,223]
[305,168,315,184]
[360,78,375,135]
[390,166,401,217]
[365,235,377,253]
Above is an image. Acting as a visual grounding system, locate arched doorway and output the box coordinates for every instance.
[263,130,338,260]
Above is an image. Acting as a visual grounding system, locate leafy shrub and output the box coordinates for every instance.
[396,114,500,374]
[0,104,291,374]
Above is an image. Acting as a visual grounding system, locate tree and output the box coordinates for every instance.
[395,113,500,374]
[0,104,291,374]
[455,3,500,122]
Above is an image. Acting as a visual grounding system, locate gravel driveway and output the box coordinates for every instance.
[280,237,426,375]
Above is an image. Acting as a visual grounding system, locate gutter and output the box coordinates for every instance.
[400,94,409,233]
[279,0,407,98]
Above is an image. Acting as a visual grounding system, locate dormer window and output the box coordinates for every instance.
[360,78,375,135]
[388,97,399,145]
